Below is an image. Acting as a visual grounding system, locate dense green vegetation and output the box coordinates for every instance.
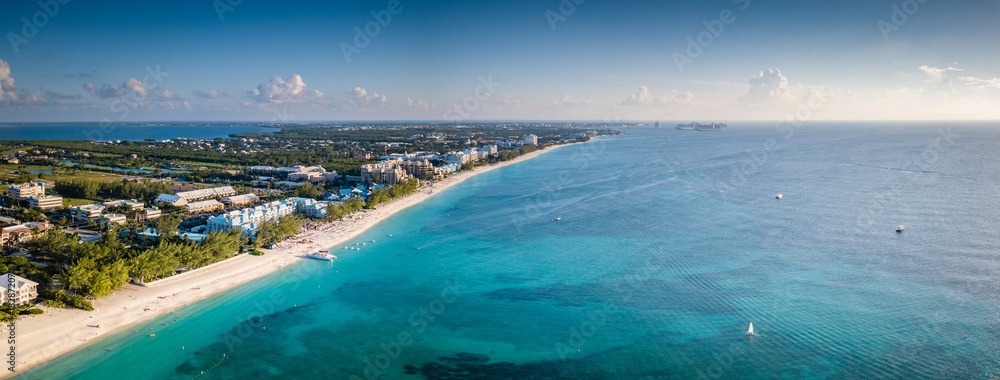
[323,198,365,221]
[18,226,245,303]
[128,230,245,282]
[23,139,372,170]
[233,126,440,142]
[290,182,328,199]
[0,205,47,223]
[367,180,420,208]
[54,178,171,202]
[253,215,305,247]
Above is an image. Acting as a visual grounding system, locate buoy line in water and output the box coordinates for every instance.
[191,353,229,379]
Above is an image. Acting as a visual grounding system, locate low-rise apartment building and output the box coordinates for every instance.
[9,182,46,200]
[29,195,63,210]
[1,222,50,246]
[222,194,260,207]
[144,207,162,220]
[100,213,127,225]
[175,186,236,202]
[185,200,225,213]
[72,204,105,222]
[0,273,38,305]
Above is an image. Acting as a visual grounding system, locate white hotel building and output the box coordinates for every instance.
[206,198,324,236]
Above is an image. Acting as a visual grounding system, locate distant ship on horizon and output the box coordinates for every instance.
[676,122,728,131]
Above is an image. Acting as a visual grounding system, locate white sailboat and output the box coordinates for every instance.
[747,322,755,336]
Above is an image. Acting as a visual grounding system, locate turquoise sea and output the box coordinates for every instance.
[17,122,1000,379]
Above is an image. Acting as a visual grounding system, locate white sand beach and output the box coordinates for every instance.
[5,142,578,378]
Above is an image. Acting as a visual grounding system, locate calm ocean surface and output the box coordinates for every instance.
[18,122,1000,379]
[0,124,278,141]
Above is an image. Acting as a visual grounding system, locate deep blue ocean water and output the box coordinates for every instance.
[0,124,278,141]
[17,122,1000,379]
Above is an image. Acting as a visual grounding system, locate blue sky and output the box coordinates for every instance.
[1,0,998,122]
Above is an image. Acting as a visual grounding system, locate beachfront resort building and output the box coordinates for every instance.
[1,222,50,246]
[0,273,38,306]
[222,194,260,207]
[398,159,436,178]
[175,186,236,201]
[290,197,328,218]
[154,194,188,207]
[9,182,46,200]
[206,198,325,236]
[360,159,413,185]
[185,200,225,213]
[153,186,235,207]
[437,162,461,175]
[245,165,337,183]
[28,195,63,210]
[523,134,539,145]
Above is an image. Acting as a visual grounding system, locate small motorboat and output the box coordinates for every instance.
[554,217,561,221]
[776,194,783,199]
[307,251,336,261]
[896,225,905,233]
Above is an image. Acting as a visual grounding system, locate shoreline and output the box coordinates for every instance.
[7,141,582,378]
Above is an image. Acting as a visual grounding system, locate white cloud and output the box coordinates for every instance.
[124,78,149,97]
[959,76,1000,89]
[553,94,588,108]
[251,74,309,103]
[740,68,792,104]
[0,59,18,104]
[917,65,963,94]
[157,88,176,100]
[348,86,388,108]
[0,60,79,106]
[918,65,962,83]
[84,82,124,98]
[406,97,430,110]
